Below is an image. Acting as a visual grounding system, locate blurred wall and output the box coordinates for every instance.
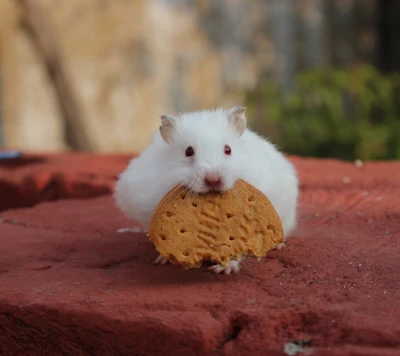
[0,0,377,153]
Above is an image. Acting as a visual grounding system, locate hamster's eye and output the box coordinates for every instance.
[185,146,195,157]
[224,145,232,155]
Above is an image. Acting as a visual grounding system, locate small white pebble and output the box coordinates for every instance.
[354,159,363,168]
[349,262,353,265]
[342,176,351,184]
[284,342,304,355]
[384,291,387,294]
[359,264,362,267]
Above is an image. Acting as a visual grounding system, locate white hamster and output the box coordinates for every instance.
[114,106,299,274]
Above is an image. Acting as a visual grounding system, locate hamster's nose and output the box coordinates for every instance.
[204,174,222,188]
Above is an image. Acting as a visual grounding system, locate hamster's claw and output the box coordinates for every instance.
[154,254,170,265]
[275,242,286,250]
[208,260,240,275]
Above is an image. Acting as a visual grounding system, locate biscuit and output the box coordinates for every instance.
[147,180,284,269]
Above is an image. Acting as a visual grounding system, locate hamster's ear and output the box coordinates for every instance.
[227,106,247,137]
[160,114,177,145]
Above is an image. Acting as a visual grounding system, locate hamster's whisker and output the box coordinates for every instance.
[230,185,246,211]
[190,177,203,197]
[161,185,179,203]
[186,185,195,207]
[161,183,185,207]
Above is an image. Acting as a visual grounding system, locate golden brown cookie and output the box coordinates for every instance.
[147,180,284,269]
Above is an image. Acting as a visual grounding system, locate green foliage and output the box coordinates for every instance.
[245,65,400,161]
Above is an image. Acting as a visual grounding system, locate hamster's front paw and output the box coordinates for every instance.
[154,254,170,265]
[208,260,240,275]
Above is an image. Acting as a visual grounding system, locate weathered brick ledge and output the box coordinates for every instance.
[0,153,399,356]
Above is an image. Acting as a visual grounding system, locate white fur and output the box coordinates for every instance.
[114,108,299,240]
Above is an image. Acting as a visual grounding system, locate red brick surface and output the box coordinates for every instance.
[0,154,399,356]
[0,153,132,211]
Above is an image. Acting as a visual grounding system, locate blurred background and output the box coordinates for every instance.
[0,0,399,160]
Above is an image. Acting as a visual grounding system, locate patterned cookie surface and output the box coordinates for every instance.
[148,180,284,269]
